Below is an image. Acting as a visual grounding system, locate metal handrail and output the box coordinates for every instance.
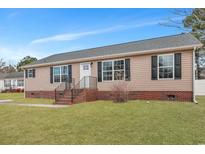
[71,76,97,103]
[54,78,75,102]
[54,76,97,103]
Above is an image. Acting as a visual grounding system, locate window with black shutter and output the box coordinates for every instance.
[174,53,181,79]
[125,59,131,81]
[32,69,35,78]
[151,56,158,80]
[27,69,35,78]
[68,65,72,83]
[50,67,53,83]
[97,62,102,82]
[25,70,28,78]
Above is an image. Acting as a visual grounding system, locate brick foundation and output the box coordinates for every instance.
[25,89,98,102]
[73,89,98,104]
[25,91,55,99]
[97,91,193,102]
[26,90,193,102]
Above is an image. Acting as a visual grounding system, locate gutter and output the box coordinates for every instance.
[193,47,198,104]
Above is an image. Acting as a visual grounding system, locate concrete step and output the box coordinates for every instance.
[54,102,71,105]
[57,98,71,101]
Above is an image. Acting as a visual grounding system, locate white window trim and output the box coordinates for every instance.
[28,69,33,78]
[157,53,175,80]
[53,65,69,83]
[102,59,125,82]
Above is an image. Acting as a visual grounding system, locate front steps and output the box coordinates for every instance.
[55,89,97,105]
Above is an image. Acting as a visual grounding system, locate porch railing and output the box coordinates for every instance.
[54,76,97,103]
[54,78,75,102]
[71,76,97,102]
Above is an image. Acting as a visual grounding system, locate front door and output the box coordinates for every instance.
[80,63,91,88]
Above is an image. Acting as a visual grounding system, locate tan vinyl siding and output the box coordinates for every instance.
[25,63,80,91]
[93,50,193,91]
[25,50,193,92]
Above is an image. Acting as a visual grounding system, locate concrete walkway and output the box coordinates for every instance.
[0,99,12,103]
[0,100,68,108]
[16,103,68,108]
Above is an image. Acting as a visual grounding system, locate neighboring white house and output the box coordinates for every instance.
[0,73,7,92]
[195,80,205,95]
[0,72,24,92]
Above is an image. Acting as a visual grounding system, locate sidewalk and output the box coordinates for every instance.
[0,100,68,108]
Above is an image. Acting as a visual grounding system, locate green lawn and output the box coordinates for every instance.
[0,93,205,144]
[0,93,54,104]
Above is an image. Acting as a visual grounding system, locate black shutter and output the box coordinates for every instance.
[151,56,158,80]
[25,70,28,78]
[50,67,53,83]
[97,62,102,82]
[68,65,72,83]
[32,69,35,78]
[174,53,181,79]
[125,59,131,81]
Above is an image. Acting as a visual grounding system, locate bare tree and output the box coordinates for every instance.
[0,59,16,73]
[0,59,6,73]
[111,72,129,103]
[161,8,205,79]
[160,9,205,43]
[3,65,16,73]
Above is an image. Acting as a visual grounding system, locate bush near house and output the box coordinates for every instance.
[111,81,128,103]
[1,88,24,93]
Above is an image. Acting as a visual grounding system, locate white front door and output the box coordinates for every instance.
[80,63,91,88]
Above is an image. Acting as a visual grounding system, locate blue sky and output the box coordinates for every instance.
[0,8,187,64]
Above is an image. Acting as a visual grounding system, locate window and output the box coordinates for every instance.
[114,60,124,80]
[28,69,33,78]
[102,60,125,81]
[53,65,68,83]
[158,54,174,79]
[61,66,68,82]
[83,64,89,70]
[53,67,61,82]
[4,80,11,87]
[17,80,24,87]
[103,61,113,81]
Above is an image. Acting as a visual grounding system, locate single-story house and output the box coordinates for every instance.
[0,72,24,92]
[0,73,7,92]
[22,33,203,104]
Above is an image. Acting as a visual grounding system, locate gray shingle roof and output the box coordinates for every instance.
[0,72,24,79]
[0,73,7,79]
[31,33,202,66]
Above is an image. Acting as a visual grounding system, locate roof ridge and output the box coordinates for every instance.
[47,33,189,57]
[27,32,202,68]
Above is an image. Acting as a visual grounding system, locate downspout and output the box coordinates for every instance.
[24,69,26,98]
[193,47,198,104]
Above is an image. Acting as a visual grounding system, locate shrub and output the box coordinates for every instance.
[0,88,24,93]
[111,81,129,103]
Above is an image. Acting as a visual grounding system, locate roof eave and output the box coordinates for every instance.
[21,44,203,69]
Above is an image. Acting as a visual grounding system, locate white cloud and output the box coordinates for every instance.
[30,18,175,45]
[8,11,20,18]
[30,25,124,44]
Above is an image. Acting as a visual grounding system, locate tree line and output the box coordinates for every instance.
[0,56,37,73]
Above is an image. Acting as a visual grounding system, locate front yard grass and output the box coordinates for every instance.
[0,93,205,144]
[0,93,54,104]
